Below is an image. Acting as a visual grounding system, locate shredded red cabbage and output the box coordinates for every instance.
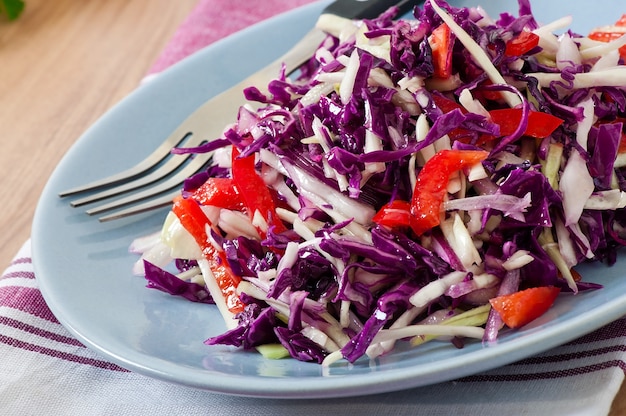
[135,0,626,365]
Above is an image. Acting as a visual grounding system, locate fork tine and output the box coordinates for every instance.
[68,133,206,208]
[69,153,191,207]
[60,26,330,221]
[58,132,190,197]
[84,151,213,216]
[97,190,179,222]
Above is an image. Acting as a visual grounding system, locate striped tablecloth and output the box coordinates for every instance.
[2,1,626,415]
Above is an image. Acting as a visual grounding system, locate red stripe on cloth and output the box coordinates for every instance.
[0,333,129,372]
[0,286,59,323]
[1,270,36,280]
[0,316,84,347]
[8,256,32,267]
[458,359,626,383]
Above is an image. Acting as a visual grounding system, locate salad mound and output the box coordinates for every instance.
[131,0,626,366]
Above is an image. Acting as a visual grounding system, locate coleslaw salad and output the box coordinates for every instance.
[131,0,626,366]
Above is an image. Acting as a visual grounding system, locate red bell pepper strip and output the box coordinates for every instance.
[429,23,453,79]
[489,286,561,328]
[504,31,540,57]
[410,149,488,236]
[372,200,413,229]
[231,147,287,237]
[487,108,563,139]
[172,196,245,314]
[432,95,563,142]
[588,29,626,46]
[432,94,464,114]
[588,14,626,59]
[430,95,475,141]
[191,177,244,210]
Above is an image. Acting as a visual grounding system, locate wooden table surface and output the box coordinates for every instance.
[0,0,624,413]
[0,0,197,268]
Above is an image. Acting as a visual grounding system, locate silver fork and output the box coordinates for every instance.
[59,27,327,222]
[59,0,414,222]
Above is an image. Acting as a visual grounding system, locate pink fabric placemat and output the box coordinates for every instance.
[148,0,317,74]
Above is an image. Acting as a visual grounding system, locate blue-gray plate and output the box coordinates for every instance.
[32,0,626,398]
